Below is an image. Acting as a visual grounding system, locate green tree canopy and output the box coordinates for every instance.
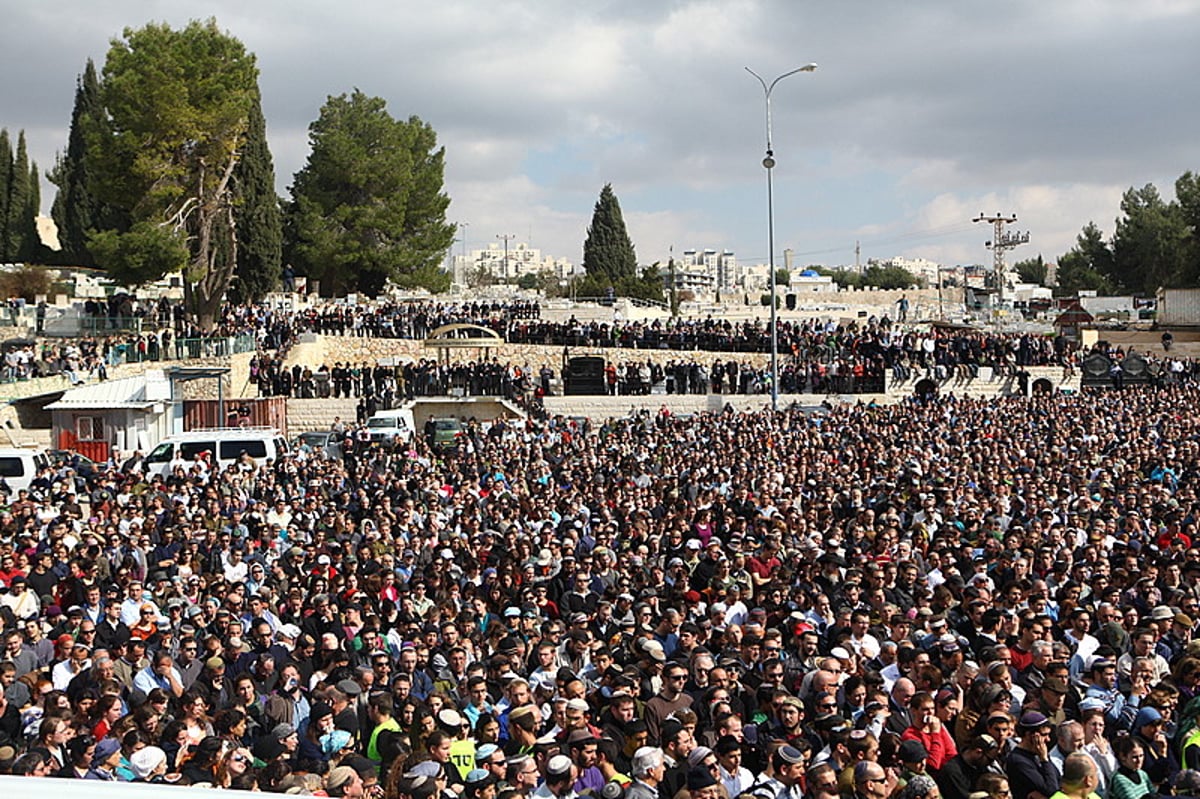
[1110,184,1190,294]
[89,221,189,287]
[1057,173,1200,296]
[582,183,638,282]
[230,89,282,303]
[48,59,118,266]
[575,183,661,303]
[0,130,42,263]
[1014,255,1048,286]
[286,90,455,297]
[816,264,916,290]
[1054,222,1114,296]
[87,19,259,327]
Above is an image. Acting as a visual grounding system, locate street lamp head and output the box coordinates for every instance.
[763,155,776,169]
[799,63,818,72]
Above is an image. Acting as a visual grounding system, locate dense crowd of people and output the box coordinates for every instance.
[3,377,1200,799]
[289,301,542,340]
[30,296,1200,402]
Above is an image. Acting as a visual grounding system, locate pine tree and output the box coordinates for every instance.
[231,89,282,302]
[0,130,11,261]
[287,90,454,296]
[582,183,638,282]
[87,20,259,328]
[50,59,110,266]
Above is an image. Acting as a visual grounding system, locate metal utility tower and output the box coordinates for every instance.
[496,234,516,281]
[972,212,1030,305]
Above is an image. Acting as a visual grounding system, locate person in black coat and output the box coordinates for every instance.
[1005,713,1060,799]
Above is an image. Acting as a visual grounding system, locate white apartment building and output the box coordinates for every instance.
[870,256,940,284]
[681,248,738,292]
[451,242,575,284]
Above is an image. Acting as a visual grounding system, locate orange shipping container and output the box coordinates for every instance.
[182,397,287,432]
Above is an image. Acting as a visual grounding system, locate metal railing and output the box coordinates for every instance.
[104,332,258,365]
[41,315,174,336]
[571,296,670,311]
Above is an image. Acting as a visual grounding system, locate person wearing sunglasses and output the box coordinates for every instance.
[853,760,894,799]
[215,744,255,789]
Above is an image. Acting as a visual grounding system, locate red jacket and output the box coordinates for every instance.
[901,723,958,771]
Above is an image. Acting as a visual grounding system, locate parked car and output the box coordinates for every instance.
[366,409,416,449]
[144,427,289,477]
[48,449,100,477]
[0,447,51,496]
[427,417,465,453]
[294,431,342,460]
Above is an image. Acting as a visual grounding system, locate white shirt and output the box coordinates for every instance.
[121,595,160,626]
[51,658,90,690]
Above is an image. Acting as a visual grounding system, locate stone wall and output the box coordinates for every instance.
[290,334,776,375]
[164,351,258,400]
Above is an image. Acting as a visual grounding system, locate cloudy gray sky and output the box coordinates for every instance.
[3,0,1199,271]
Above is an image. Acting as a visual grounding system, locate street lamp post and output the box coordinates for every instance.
[746,63,817,411]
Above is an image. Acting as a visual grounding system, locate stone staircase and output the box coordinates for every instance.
[286,398,359,436]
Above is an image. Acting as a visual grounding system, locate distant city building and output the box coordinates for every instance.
[869,256,940,284]
[680,248,738,291]
[451,242,574,285]
[666,268,715,295]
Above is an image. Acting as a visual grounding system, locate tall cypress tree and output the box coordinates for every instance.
[7,132,32,262]
[0,130,11,261]
[50,59,110,266]
[19,157,40,261]
[231,89,282,302]
[582,183,638,282]
[1,131,33,262]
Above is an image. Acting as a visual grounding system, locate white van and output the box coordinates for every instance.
[144,427,289,477]
[0,447,51,494]
[366,408,415,448]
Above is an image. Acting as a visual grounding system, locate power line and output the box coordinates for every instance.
[743,220,979,263]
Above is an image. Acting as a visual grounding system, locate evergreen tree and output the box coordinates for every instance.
[287,90,454,296]
[1014,255,1048,285]
[1055,222,1114,296]
[0,130,10,260]
[1176,171,1200,287]
[1111,184,1190,294]
[582,183,637,282]
[19,157,40,262]
[231,89,282,302]
[87,19,259,328]
[6,131,31,261]
[0,130,40,263]
[49,59,112,266]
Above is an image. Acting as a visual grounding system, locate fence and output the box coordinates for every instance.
[41,315,166,336]
[105,332,258,365]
